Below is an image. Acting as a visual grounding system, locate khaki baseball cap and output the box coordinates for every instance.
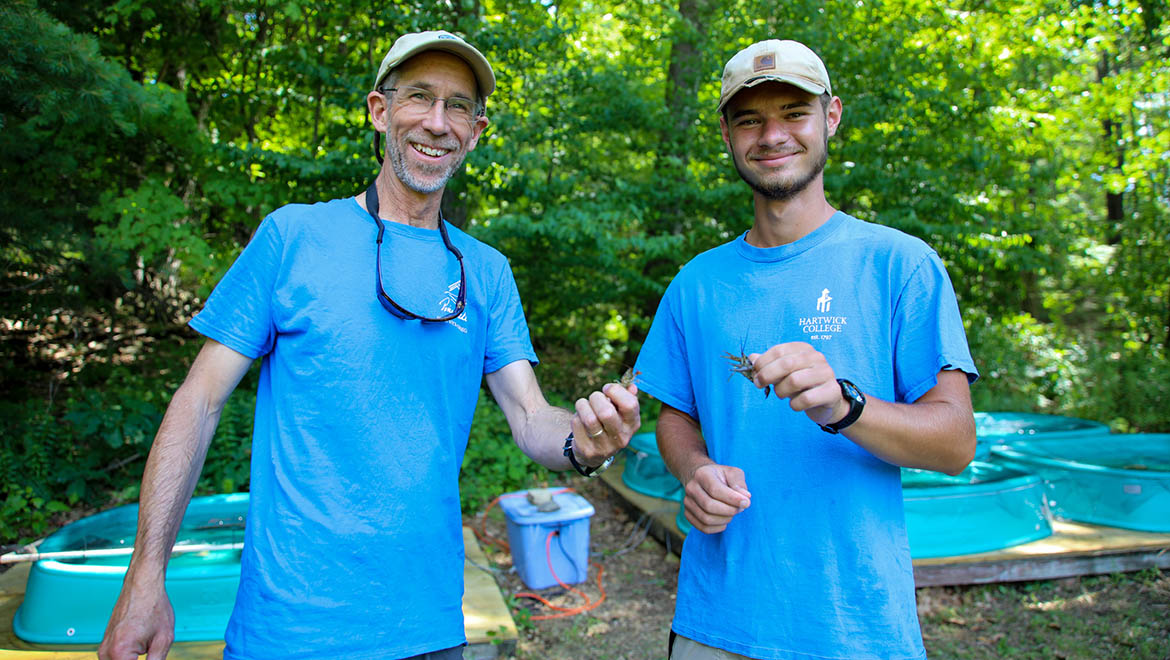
[373,30,495,99]
[717,40,831,112]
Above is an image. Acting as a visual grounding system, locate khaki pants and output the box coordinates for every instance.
[670,633,757,660]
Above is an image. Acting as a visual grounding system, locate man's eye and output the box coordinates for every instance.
[448,99,474,114]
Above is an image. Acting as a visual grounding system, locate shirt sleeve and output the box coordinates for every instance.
[188,217,282,359]
[633,278,699,419]
[892,251,979,403]
[482,260,538,374]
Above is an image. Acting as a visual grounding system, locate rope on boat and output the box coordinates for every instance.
[0,541,244,564]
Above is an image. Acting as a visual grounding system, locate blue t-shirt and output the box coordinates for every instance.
[634,212,977,660]
[189,197,537,659]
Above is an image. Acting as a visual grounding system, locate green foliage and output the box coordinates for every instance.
[197,376,257,496]
[459,388,558,515]
[0,338,255,543]
[967,309,1170,432]
[966,311,1084,413]
[2,0,1168,536]
[0,374,163,542]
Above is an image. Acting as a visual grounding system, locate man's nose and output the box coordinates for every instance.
[757,117,791,148]
[420,99,451,134]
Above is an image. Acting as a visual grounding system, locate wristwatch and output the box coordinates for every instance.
[562,433,615,478]
[819,379,866,434]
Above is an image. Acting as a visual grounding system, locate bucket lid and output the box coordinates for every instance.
[498,489,595,525]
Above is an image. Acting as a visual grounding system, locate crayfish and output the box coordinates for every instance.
[723,350,771,398]
[619,367,641,387]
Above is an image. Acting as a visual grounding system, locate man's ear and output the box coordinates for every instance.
[367,90,390,134]
[466,114,490,152]
[825,96,843,138]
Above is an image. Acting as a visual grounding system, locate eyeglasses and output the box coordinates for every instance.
[371,86,482,164]
[363,182,466,323]
[380,85,482,124]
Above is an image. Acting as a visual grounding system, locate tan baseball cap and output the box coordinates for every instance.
[373,30,495,99]
[717,40,831,112]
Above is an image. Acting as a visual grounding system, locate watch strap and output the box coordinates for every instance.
[819,378,865,435]
[562,432,614,478]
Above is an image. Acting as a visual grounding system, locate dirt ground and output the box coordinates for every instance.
[472,479,1170,660]
[472,478,678,660]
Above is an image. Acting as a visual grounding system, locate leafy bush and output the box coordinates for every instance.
[965,309,1169,432]
[0,407,75,542]
[966,310,1085,413]
[197,383,256,496]
[1058,341,1170,433]
[0,340,255,544]
[0,375,164,543]
[459,387,560,515]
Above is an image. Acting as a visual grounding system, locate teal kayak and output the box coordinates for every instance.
[12,493,246,644]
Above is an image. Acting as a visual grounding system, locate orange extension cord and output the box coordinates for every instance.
[473,489,607,621]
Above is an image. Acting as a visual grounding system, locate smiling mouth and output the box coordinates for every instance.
[753,150,801,163]
[412,143,451,158]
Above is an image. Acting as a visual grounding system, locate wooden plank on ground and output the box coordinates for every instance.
[462,526,518,659]
[601,454,1170,587]
[912,521,1170,586]
[0,528,517,659]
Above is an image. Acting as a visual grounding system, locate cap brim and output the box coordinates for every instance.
[377,41,496,99]
[717,74,828,112]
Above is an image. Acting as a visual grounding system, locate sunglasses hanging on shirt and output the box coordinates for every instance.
[364,182,467,323]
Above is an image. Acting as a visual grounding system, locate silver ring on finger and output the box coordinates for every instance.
[588,427,605,438]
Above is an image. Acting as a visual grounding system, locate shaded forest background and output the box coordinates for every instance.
[1,0,1167,541]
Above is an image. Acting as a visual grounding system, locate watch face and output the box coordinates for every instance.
[840,379,864,404]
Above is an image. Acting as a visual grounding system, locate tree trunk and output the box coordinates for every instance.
[1098,52,1124,244]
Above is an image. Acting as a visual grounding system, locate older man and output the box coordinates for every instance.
[99,31,638,660]
[634,39,977,659]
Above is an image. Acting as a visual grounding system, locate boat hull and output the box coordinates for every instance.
[13,493,247,644]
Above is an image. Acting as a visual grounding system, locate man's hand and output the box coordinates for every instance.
[682,463,751,534]
[569,382,640,467]
[748,342,848,426]
[97,581,175,660]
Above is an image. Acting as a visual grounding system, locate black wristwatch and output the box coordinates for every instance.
[562,432,614,478]
[819,379,866,434]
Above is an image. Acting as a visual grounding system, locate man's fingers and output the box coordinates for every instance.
[683,497,731,533]
[98,632,153,660]
[723,467,751,498]
[787,378,842,413]
[573,397,603,436]
[588,390,622,430]
[601,382,640,420]
[771,363,833,401]
[578,385,641,442]
[603,383,642,436]
[690,466,751,513]
[145,633,173,660]
[747,343,838,405]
